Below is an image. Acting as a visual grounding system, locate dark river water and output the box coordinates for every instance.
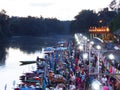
[0,35,73,90]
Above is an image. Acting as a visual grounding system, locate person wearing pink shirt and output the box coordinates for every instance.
[102,84,109,90]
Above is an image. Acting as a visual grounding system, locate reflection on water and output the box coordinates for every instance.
[8,36,58,54]
[0,41,7,66]
[0,35,72,90]
[0,47,42,90]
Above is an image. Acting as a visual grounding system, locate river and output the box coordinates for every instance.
[0,35,73,90]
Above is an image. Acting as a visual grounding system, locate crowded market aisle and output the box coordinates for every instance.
[14,34,120,90]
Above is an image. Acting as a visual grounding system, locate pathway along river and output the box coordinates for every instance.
[0,35,73,90]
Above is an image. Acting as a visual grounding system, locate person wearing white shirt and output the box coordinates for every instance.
[101,75,107,85]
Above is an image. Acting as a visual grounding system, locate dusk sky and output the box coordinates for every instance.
[0,0,113,20]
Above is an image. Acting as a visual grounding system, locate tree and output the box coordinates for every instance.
[0,9,10,38]
[109,0,117,11]
[9,16,68,36]
[109,15,120,32]
[98,8,117,26]
[70,10,98,34]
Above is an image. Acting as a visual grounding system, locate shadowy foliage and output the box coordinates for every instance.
[109,15,120,32]
[10,16,70,36]
[70,10,98,34]
[0,9,11,39]
[0,5,120,39]
[70,8,118,34]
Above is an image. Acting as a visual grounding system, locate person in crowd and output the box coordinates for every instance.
[108,83,113,90]
[69,82,76,90]
[75,76,81,89]
[102,83,109,90]
[70,72,76,84]
[101,75,107,85]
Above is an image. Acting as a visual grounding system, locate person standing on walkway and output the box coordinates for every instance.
[102,83,109,90]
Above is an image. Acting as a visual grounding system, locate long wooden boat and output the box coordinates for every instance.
[20,61,37,65]
[20,58,46,65]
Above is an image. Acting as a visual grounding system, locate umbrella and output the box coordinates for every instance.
[57,83,65,88]
[54,74,67,83]
[92,37,104,43]
[34,77,41,80]
[44,47,55,53]
[57,41,66,44]
[55,47,67,51]
[103,50,120,62]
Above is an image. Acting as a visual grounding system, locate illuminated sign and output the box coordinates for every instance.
[89,26,110,33]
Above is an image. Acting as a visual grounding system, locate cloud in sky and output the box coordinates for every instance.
[30,3,53,7]
[0,0,112,20]
[29,0,54,7]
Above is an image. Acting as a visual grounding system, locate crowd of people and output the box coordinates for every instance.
[15,40,120,90]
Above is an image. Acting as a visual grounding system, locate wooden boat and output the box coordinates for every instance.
[20,61,37,65]
[20,58,46,65]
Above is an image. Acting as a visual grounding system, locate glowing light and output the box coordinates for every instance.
[96,45,101,50]
[91,80,102,90]
[99,20,103,23]
[108,54,115,60]
[83,53,88,59]
[90,41,94,45]
[79,45,83,50]
[89,26,110,33]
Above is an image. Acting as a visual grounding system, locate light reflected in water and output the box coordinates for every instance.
[0,47,44,90]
